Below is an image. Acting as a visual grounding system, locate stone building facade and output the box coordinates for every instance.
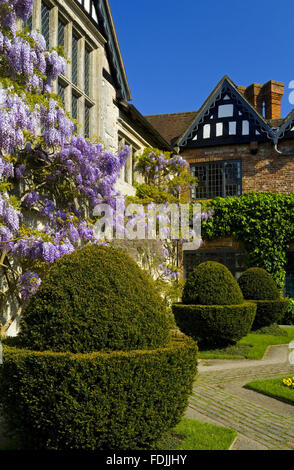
[25,0,172,197]
[4,0,173,337]
[146,76,294,294]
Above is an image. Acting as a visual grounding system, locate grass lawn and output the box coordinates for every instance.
[245,377,294,406]
[198,325,294,360]
[157,417,237,450]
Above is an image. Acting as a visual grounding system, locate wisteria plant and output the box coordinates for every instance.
[0,0,129,335]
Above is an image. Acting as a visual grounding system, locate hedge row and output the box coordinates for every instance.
[172,302,256,348]
[251,299,289,329]
[0,336,198,450]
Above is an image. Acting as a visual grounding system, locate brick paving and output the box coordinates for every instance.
[189,351,294,450]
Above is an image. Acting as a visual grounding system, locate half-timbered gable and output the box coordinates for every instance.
[179,77,273,148]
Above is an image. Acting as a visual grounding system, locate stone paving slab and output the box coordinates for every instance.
[189,344,294,450]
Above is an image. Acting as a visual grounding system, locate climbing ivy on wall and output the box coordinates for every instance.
[199,192,294,289]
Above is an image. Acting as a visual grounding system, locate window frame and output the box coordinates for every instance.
[285,250,294,298]
[183,249,247,280]
[41,1,51,47]
[71,31,79,87]
[84,45,91,96]
[190,159,242,200]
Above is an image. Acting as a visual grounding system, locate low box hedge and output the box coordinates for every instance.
[172,302,256,348]
[251,299,289,329]
[0,336,197,450]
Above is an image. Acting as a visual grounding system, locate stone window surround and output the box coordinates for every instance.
[118,134,139,186]
[25,0,100,139]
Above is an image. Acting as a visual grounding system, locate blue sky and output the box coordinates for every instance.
[110,0,294,118]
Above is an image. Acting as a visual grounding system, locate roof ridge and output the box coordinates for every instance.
[145,111,198,118]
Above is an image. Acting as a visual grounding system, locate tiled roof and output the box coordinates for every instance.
[145,111,198,145]
[145,76,290,147]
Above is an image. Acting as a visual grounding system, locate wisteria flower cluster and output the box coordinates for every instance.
[0,0,128,307]
[134,147,197,199]
[19,270,41,300]
[0,0,34,36]
[0,31,66,91]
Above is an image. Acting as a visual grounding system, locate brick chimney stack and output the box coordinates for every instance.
[261,81,284,120]
[239,80,284,120]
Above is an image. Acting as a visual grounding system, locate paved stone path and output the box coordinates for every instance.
[187,344,294,450]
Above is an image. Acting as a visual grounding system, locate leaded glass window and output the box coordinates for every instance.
[72,33,78,86]
[184,250,246,279]
[190,160,242,200]
[72,94,78,131]
[58,18,65,49]
[23,15,32,31]
[84,47,90,96]
[84,103,91,138]
[41,1,50,47]
[58,82,66,107]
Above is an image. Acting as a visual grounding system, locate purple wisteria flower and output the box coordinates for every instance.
[19,270,41,300]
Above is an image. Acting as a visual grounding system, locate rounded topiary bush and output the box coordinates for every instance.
[18,245,170,353]
[0,337,197,450]
[238,267,289,329]
[182,261,244,305]
[0,245,198,450]
[238,267,280,300]
[173,261,256,348]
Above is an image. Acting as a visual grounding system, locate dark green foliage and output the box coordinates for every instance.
[238,268,280,300]
[251,299,289,329]
[0,338,198,450]
[172,302,256,348]
[252,323,288,336]
[281,298,294,325]
[237,267,289,328]
[200,192,294,288]
[18,245,169,353]
[182,261,244,306]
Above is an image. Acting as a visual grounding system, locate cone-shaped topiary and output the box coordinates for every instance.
[238,267,280,300]
[18,245,170,353]
[1,245,198,450]
[182,261,244,305]
[173,261,256,348]
[238,267,289,328]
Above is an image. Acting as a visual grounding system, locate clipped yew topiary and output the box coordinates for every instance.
[0,245,198,450]
[18,245,169,353]
[238,267,289,329]
[237,267,280,301]
[173,262,256,348]
[182,261,244,306]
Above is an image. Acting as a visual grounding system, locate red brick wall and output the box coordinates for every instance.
[182,139,294,194]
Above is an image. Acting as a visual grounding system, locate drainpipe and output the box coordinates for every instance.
[273,136,294,156]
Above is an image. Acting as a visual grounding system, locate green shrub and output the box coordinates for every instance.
[1,245,198,450]
[172,302,256,348]
[238,267,280,300]
[238,267,288,328]
[182,261,244,305]
[251,299,289,329]
[281,298,294,325]
[0,337,197,450]
[18,245,169,353]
